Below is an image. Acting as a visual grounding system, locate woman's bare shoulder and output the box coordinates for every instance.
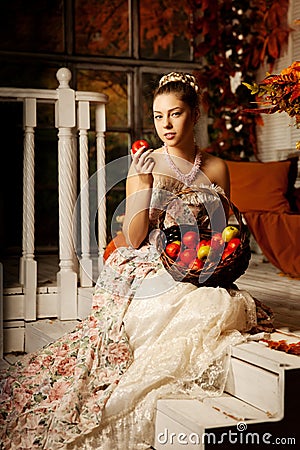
[201,152,230,196]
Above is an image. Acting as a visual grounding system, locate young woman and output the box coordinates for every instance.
[0,73,259,450]
[123,72,230,248]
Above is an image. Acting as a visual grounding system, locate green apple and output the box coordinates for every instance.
[197,245,211,260]
[221,226,239,243]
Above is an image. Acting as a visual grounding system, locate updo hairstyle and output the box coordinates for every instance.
[154,72,201,116]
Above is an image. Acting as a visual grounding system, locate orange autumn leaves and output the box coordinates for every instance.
[243,61,300,123]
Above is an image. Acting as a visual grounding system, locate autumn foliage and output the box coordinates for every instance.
[190,0,291,159]
[75,0,291,160]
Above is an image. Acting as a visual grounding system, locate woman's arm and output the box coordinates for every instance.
[122,148,155,248]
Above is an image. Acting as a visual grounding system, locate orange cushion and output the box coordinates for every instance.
[244,211,300,277]
[226,160,292,213]
[103,232,128,260]
[294,187,300,212]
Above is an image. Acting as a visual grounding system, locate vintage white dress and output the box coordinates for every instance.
[0,176,257,449]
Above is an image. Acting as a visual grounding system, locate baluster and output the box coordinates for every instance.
[20,98,37,321]
[78,100,93,286]
[71,125,78,276]
[55,68,77,320]
[95,103,106,273]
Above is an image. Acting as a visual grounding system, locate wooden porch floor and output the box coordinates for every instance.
[2,250,300,332]
[236,253,300,332]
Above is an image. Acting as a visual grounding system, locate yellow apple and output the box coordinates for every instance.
[221,226,239,243]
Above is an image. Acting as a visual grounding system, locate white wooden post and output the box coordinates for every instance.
[71,125,78,276]
[55,68,78,320]
[20,98,37,321]
[78,101,93,286]
[95,104,107,273]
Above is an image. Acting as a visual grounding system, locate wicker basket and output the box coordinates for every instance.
[157,191,251,288]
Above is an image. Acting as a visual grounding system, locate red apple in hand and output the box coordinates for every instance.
[182,230,198,248]
[131,139,150,154]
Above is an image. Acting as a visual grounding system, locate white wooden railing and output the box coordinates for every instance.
[0,68,108,322]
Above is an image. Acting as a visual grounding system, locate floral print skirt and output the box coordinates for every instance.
[0,246,160,449]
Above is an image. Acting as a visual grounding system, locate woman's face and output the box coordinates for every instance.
[153,93,195,148]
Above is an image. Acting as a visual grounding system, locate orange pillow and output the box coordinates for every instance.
[103,231,128,260]
[226,160,292,213]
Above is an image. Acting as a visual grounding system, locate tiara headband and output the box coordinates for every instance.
[158,72,199,93]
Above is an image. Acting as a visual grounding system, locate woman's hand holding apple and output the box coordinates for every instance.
[131,139,150,154]
[131,139,155,175]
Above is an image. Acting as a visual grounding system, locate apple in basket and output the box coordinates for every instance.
[189,258,204,271]
[165,240,181,259]
[210,232,225,250]
[221,225,239,242]
[226,237,241,253]
[131,139,150,154]
[197,244,211,261]
[182,230,198,249]
[196,239,209,252]
[179,248,197,265]
[222,237,241,260]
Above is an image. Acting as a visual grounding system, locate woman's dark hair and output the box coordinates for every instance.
[154,72,201,115]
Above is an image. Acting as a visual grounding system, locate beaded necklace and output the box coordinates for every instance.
[163,143,202,186]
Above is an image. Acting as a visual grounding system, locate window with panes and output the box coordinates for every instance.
[0,0,202,248]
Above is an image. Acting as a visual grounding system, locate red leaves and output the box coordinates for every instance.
[262,339,300,355]
[290,86,300,102]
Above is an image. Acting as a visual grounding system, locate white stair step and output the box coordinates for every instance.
[155,334,300,450]
[25,319,79,353]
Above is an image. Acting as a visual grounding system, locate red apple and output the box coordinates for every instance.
[131,139,150,154]
[165,241,181,259]
[177,260,187,268]
[221,249,232,260]
[182,230,198,249]
[210,232,225,250]
[226,237,241,253]
[196,239,208,252]
[188,258,204,271]
[179,248,197,265]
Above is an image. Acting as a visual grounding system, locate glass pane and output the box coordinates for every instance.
[0,62,60,89]
[89,131,129,241]
[105,132,128,241]
[35,128,58,248]
[106,132,130,163]
[140,0,193,60]
[75,0,129,56]
[77,70,128,129]
[0,102,23,253]
[0,0,64,53]
[141,72,165,149]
